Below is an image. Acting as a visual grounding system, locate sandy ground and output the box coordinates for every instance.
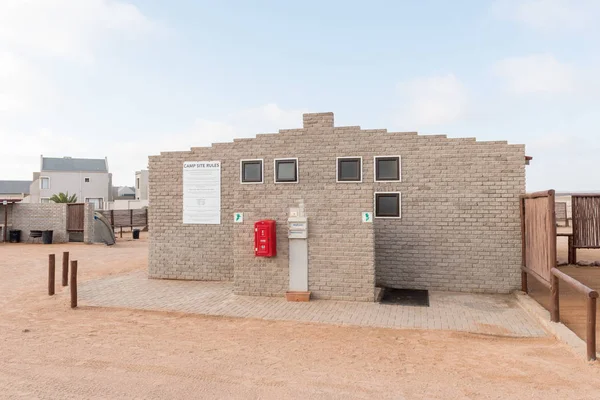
[1,238,600,399]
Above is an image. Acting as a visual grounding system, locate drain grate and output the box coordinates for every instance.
[380,288,430,307]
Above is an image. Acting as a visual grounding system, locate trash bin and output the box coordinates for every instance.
[132,229,140,240]
[42,230,53,244]
[9,230,21,243]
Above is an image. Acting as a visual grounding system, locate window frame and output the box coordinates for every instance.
[85,197,104,210]
[374,155,402,182]
[374,192,402,219]
[336,156,363,183]
[84,177,91,183]
[40,197,51,204]
[40,176,50,190]
[273,158,299,184]
[240,159,264,184]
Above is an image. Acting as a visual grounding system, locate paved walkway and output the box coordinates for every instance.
[79,271,546,337]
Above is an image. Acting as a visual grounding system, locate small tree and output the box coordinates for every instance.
[49,192,77,203]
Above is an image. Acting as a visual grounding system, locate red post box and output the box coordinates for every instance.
[254,220,276,257]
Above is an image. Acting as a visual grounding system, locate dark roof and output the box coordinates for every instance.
[0,180,32,194]
[42,157,107,172]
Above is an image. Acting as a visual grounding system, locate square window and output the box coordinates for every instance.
[241,160,263,183]
[375,192,401,218]
[337,157,362,182]
[40,177,50,189]
[84,177,90,183]
[375,156,401,181]
[274,159,298,183]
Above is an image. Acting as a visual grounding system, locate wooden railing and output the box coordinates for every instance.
[550,268,598,361]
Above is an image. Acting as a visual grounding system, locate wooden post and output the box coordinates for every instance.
[551,274,560,322]
[48,254,55,296]
[120,226,123,238]
[130,209,133,231]
[62,251,69,286]
[568,235,574,265]
[547,190,557,270]
[587,296,597,361]
[70,260,78,308]
[3,203,8,242]
[520,197,526,268]
[521,270,528,293]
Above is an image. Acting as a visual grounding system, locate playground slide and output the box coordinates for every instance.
[93,211,116,246]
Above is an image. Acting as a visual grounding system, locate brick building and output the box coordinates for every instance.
[149,112,526,301]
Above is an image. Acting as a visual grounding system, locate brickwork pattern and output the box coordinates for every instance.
[149,112,525,300]
[11,203,69,243]
[371,136,525,294]
[83,203,95,244]
[79,271,547,338]
[148,147,235,282]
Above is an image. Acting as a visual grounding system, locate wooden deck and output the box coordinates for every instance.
[529,266,600,344]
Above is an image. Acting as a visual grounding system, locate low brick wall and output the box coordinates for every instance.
[11,203,69,243]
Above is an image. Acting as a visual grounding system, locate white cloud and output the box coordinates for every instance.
[0,126,90,180]
[0,1,156,113]
[0,0,156,62]
[0,52,57,113]
[396,74,468,127]
[492,0,600,31]
[493,54,575,94]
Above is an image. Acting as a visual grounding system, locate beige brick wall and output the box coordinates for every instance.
[371,136,525,294]
[149,112,525,299]
[83,203,95,244]
[11,203,69,243]
[232,114,375,301]
[148,147,235,281]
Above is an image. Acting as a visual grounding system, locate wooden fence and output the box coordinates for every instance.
[98,209,148,230]
[67,204,85,232]
[555,202,568,227]
[520,190,556,284]
[521,190,598,361]
[572,195,600,250]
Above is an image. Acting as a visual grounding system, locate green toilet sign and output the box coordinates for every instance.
[362,212,372,223]
[234,212,243,223]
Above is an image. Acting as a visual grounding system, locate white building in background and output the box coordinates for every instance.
[104,170,149,210]
[135,170,149,200]
[29,156,113,208]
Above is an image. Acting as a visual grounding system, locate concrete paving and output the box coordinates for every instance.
[79,271,547,338]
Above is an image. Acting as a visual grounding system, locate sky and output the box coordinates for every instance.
[0,0,598,190]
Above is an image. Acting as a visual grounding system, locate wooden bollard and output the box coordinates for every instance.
[587,296,597,361]
[62,251,69,286]
[48,254,55,296]
[70,260,78,308]
[551,274,560,323]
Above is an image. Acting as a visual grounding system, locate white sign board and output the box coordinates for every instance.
[362,212,373,223]
[234,212,244,223]
[183,161,221,224]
